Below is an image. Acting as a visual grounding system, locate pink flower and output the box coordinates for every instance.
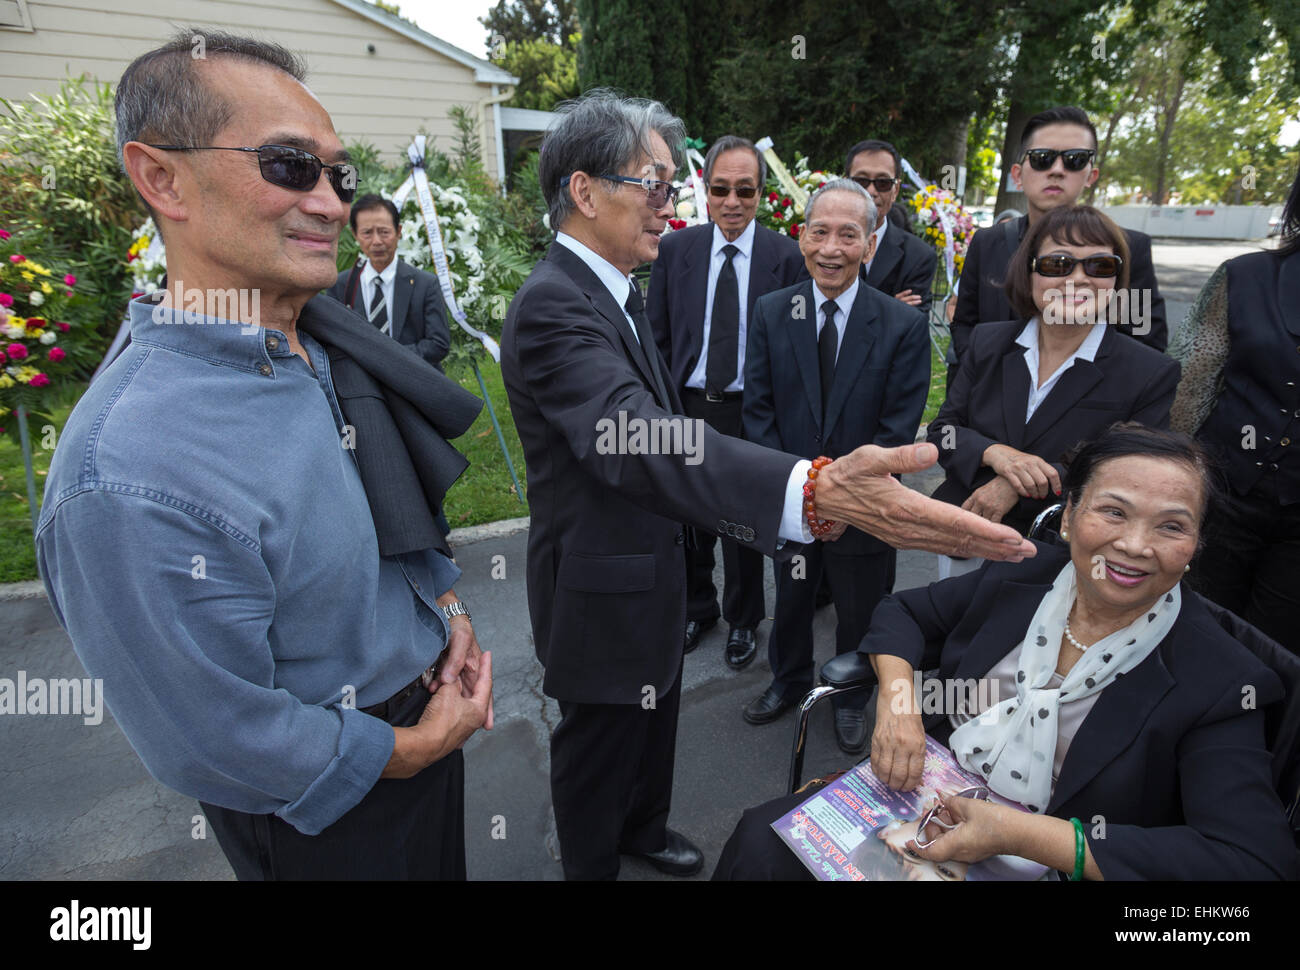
[65,289,73,296]
[0,294,11,308]
[0,229,10,240]
[29,373,50,387]
[56,322,70,332]
[7,342,28,359]
[9,254,25,263]
[63,274,76,286]
[0,350,6,363]
[48,347,65,362]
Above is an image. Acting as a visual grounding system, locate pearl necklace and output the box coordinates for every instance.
[1064,604,1090,652]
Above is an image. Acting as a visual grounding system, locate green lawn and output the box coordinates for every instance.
[0,346,954,584]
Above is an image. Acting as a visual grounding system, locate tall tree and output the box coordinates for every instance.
[480,0,578,51]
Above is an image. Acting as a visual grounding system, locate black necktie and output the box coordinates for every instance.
[819,300,839,419]
[624,282,670,405]
[369,278,389,333]
[706,244,740,396]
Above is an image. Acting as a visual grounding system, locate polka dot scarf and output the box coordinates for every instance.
[949,560,1180,813]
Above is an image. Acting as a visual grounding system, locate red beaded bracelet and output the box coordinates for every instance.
[802,456,836,538]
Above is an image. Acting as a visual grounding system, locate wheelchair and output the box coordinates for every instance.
[785,503,1300,848]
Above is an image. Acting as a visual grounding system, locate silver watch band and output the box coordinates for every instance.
[441,600,471,622]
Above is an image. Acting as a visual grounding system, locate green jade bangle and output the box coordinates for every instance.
[1069,817,1085,881]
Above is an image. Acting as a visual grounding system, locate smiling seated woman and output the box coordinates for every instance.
[712,424,1298,881]
[927,205,1179,580]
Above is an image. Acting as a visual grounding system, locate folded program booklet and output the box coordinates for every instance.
[772,736,1051,881]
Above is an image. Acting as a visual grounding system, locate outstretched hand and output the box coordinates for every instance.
[813,443,1037,561]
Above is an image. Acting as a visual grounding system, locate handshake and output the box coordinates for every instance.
[812,442,1038,563]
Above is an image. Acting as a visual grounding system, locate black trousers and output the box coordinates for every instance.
[712,786,820,881]
[680,391,766,628]
[768,542,895,710]
[201,684,466,880]
[1191,473,1300,655]
[550,666,683,880]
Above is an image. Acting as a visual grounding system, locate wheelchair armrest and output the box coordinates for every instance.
[820,651,877,691]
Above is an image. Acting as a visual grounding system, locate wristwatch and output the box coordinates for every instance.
[441,600,471,623]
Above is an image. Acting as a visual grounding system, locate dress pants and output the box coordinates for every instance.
[680,391,765,628]
[768,542,895,711]
[550,665,683,880]
[1190,472,1300,655]
[201,683,466,880]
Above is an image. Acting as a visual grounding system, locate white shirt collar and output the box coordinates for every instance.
[873,218,888,248]
[1015,318,1106,362]
[361,257,398,286]
[555,231,631,310]
[812,276,860,320]
[711,218,756,259]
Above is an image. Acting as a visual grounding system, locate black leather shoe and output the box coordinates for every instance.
[684,618,716,654]
[834,707,868,755]
[624,828,703,876]
[743,686,794,724]
[725,627,757,669]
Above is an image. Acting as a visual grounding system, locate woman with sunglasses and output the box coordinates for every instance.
[926,204,1179,578]
[713,424,1297,880]
[1169,161,1300,655]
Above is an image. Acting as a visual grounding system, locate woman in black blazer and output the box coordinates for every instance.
[1170,162,1300,654]
[713,426,1297,880]
[928,205,1179,539]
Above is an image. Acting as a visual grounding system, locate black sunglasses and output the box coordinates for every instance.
[1032,253,1123,278]
[1022,148,1096,172]
[708,183,758,199]
[850,175,900,193]
[146,144,358,202]
[561,173,680,209]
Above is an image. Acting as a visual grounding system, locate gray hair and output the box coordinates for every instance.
[539,88,686,231]
[703,135,767,188]
[804,177,878,234]
[115,29,306,175]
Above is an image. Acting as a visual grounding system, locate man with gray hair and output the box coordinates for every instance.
[37,30,491,880]
[647,135,805,669]
[503,93,1035,879]
[741,178,931,753]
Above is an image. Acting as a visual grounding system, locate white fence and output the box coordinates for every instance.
[1098,204,1281,240]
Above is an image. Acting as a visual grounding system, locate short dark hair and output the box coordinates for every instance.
[1276,157,1300,257]
[1062,422,1224,544]
[703,135,766,188]
[1018,106,1098,160]
[350,194,400,233]
[1002,204,1131,320]
[844,139,901,179]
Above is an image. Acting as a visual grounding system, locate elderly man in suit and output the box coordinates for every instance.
[502,91,1036,881]
[742,178,932,753]
[951,106,1167,365]
[328,194,452,372]
[845,139,937,316]
[647,135,806,668]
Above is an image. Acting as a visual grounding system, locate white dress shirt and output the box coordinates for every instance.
[555,230,812,542]
[861,218,889,278]
[812,276,859,364]
[360,257,398,335]
[685,219,756,392]
[1016,318,1107,421]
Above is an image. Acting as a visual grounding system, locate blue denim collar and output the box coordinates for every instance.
[127,293,299,376]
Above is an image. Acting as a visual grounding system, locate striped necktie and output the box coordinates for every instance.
[369,277,389,334]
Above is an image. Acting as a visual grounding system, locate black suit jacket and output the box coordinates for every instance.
[327,258,452,371]
[646,222,805,391]
[744,280,930,555]
[502,241,802,705]
[861,541,1297,879]
[951,215,1167,357]
[928,319,1179,533]
[860,222,938,316]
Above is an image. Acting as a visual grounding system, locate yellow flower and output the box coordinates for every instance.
[0,374,14,389]
[21,271,34,282]
[25,260,51,276]
[41,282,53,295]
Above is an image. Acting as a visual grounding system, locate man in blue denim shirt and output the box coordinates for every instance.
[35,31,492,879]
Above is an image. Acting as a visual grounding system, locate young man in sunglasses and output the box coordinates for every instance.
[646,136,805,670]
[950,106,1167,364]
[845,139,938,316]
[327,194,452,373]
[36,31,491,880]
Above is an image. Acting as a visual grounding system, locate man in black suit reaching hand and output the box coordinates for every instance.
[647,135,805,668]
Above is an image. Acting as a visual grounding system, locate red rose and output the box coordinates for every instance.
[25,317,45,330]
[768,192,779,202]
[789,224,801,239]
[126,253,136,263]
[667,218,686,230]
[48,347,66,362]
[782,197,792,208]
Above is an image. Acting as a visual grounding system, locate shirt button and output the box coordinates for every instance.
[1282,438,1291,447]
[674,532,685,545]
[266,336,280,351]
[258,363,272,377]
